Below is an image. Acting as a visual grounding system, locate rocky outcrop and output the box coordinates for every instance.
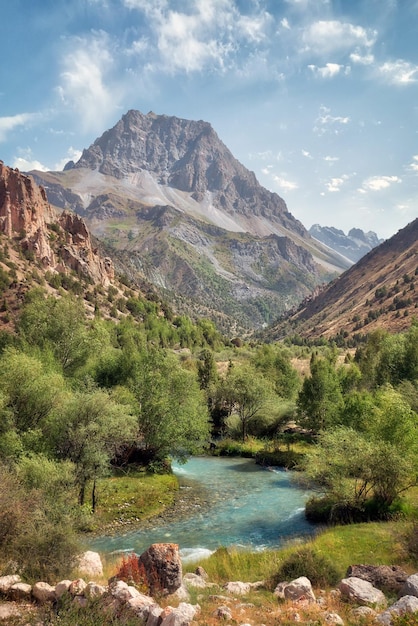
[0,161,114,288]
[0,161,55,266]
[339,576,387,608]
[346,564,408,593]
[58,211,114,287]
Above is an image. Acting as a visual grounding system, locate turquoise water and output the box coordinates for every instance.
[90,456,314,562]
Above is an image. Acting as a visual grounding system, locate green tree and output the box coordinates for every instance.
[297,355,343,432]
[130,349,210,466]
[252,344,301,399]
[50,388,137,509]
[222,364,280,441]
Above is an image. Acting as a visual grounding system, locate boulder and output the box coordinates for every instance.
[159,602,200,626]
[76,551,103,578]
[69,578,87,596]
[109,580,141,603]
[84,582,107,599]
[213,605,233,620]
[377,595,418,625]
[125,593,158,621]
[0,602,28,622]
[32,582,56,603]
[0,576,21,596]
[324,612,344,625]
[8,583,32,602]
[138,543,182,596]
[146,604,164,626]
[183,573,207,589]
[195,566,209,580]
[399,573,418,598]
[73,596,89,608]
[283,577,316,603]
[273,581,288,599]
[347,564,408,593]
[339,577,387,608]
[55,580,72,599]
[350,606,377,620]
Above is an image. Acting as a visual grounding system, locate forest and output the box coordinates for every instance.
[1,283,418,584]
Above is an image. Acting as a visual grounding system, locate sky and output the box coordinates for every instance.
[1,0,418,240]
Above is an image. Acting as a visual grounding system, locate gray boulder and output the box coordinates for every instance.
[284,577,316,603]
[0,576,21,596]
[339,577,387,608]
[400,573,418,598]
[76,551,103,578]
[159,602,200,626]
[8,583,32,602]
[32,582,56,603]
[55,580,72,599]
[347,564,408,593]
[377,595,418,625]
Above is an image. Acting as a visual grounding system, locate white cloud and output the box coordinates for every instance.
[302,149,312,158]
[0,113,37,142]
[281,17,290,30]
[314,105,350,135]
[379,60,418,85]
[361,175,402,191]
[272,174,298,191]
[324,155,339,162]
[54,146,83,171]
[12,147,48,172]
[56,31,121,133]
[350,50,374,65]
[408,156,418,172]
[302,20,376,55]
[308,63,350,79]
[325,175,349,192]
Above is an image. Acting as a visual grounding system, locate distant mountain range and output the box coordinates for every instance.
[309,224,384,264]
[31,110,351,333]
[269,218,418,343]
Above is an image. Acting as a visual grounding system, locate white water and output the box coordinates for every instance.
[90,456,314,562]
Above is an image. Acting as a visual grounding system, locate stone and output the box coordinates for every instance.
[76,551,104,578]
[84,582,107,599]
[32,582,56,603]
[125,593,158,621]
[283,577,316,603]
[213,605,233,620]
[347,564,408,593]
[0,602,30,621]
[195,566,209,580]
[110,580,141,603]
[170,583,191,601]
[273,581,288,599]
[69,578,87,596]
[350,606,377,619]
[183,573,207,589]
[0,576,21,596]
[223,582,252,595]
[339,577,387,608]
[73,595,89,608]
[399,573,418,598]
[159,602,200,626]
[8,583,32,602]
[138,543,182,596]
[324,612,344,625]
[146,604,164,626]
[377,595,418,625]
[55,580,72,599]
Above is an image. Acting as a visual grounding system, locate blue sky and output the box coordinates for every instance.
[1,0,418,239]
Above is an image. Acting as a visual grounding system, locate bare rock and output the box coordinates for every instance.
[350,606,377,619]
[339,577,387,608]
[146,604,164,626]
[377,595,418,625]
[195,566,209,580]
[76,551,104,578]
[125,593,158,621]
[170,583,191,602]
[399,573,418,598]
[273,581,289,599]
[183,573,207,589]
[109,580,141,603]
[347,564,408,593]
[324,612,344,625]
[0,576,21,596]
[84,582,107,599]
[32,582,56,603]
[0,602,31,622]
[138,543,182,596]
[8,583,32,602]
[224,581,251,595]
[213,605,233,620]
[284,577,316,603]
[159,602,200,626]
[55,580,72,599]
[69,578,87,596]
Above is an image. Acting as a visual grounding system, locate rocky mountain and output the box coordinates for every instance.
[31,110,350,333]
[0,160,114,287]
[309,224,384,264]
[270,218,418,343]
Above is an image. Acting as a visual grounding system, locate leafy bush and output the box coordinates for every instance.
[272,547,340,588]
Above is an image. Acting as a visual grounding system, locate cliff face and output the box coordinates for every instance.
[0,161,114,287]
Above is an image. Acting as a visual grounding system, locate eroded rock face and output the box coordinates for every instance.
[0,162,55,266]
[347,564,408,594]
[138,543,182,596]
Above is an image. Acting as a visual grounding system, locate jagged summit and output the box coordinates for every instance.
[309,224,383,264]
[32,110,351,332]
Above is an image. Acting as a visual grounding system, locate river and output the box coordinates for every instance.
[90,456,314,563]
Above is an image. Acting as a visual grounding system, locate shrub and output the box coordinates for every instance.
[272,547,340,588]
